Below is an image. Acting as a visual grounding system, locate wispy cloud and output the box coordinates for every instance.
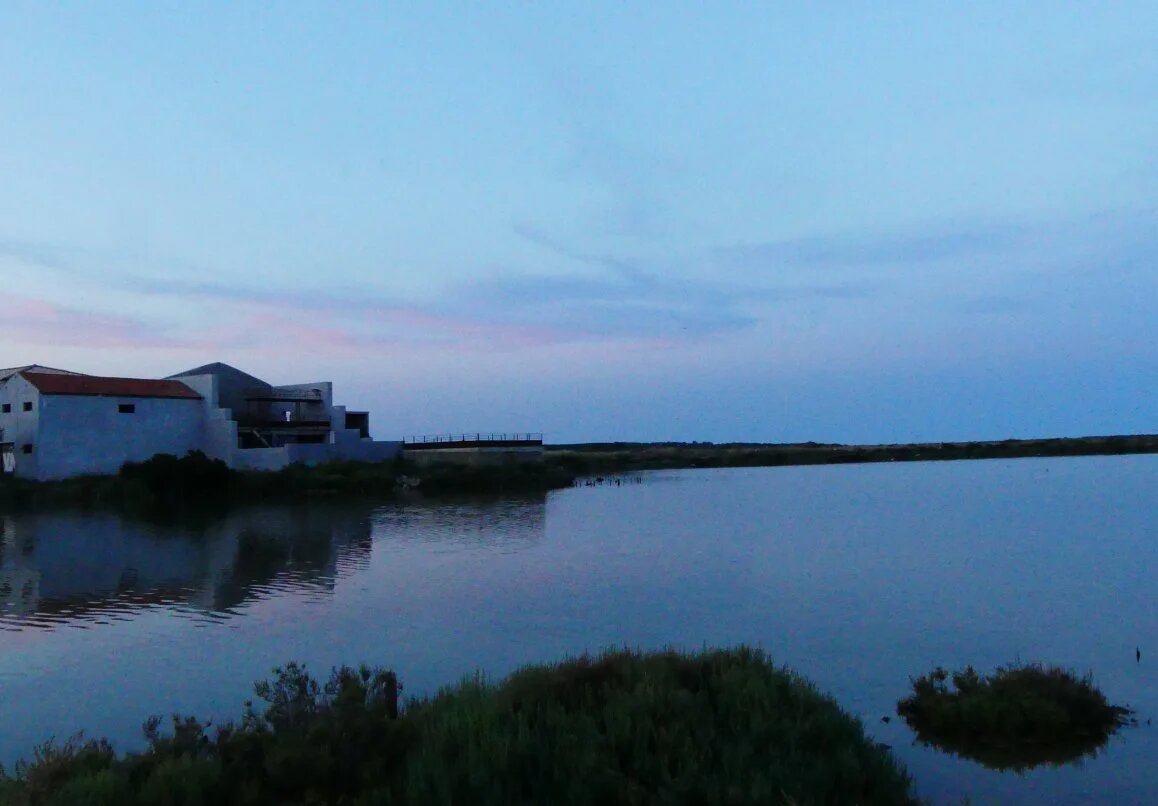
[0,295,208,350]
[6,208,1153,362]
[715,222,1030,271]
[951,294,1036,316]
[1,226,884,356]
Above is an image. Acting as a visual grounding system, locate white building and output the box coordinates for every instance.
[0,362,399,480]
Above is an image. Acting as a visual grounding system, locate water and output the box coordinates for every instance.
[1,455,1156,803]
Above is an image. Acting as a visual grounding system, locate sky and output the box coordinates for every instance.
[1,2,1155,443]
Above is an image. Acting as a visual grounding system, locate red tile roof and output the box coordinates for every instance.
[20,372,202,400]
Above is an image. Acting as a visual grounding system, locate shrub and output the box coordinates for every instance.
[120,451,233,499]
[403,647,914,805]
[897,662,1134,771]
[0,648,914,804]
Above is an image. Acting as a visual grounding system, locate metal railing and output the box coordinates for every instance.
[236,417,331,428]
[242,387,322,401]
[403,432,543,445]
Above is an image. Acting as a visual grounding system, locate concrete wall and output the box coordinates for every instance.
[176,373,239,465]
[231,446,291,472]
[334,439,402,463]
[404,445,544,467]
[35,395,204,480]
[0,375,42,479]
[232,439,402,472]
[170,364,270,420]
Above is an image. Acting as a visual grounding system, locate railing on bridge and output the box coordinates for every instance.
[403,432,543,446]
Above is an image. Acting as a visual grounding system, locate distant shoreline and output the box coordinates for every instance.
[3,435,1154,515]
[546,433,1158,473]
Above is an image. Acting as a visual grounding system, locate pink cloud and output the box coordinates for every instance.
[1,296,213,351]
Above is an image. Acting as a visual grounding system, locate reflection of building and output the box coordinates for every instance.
[373,495,547,550]
[0,362,400,480]
[0,515,39,617]
[0,506,375,623]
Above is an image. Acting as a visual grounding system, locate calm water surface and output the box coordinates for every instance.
[1,456,1156,803]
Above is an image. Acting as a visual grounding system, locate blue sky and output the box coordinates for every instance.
[2,3,1155,443]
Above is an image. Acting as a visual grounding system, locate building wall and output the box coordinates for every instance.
[35,395,204,480]
[0,375,43,479]
[168,363,271,421]
[335,439,401,463]
[267,382,332,425]
[232,446,291,471]
[176,373,239,465]
[232,439,402,472]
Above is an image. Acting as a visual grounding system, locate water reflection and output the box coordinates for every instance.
[0,505,374,630]
[372,496,546,552]
[0,497,548,633]
[907,727,1116,774]
[1,459,1155,804]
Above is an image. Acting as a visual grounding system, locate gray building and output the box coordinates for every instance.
[0,362,399,480]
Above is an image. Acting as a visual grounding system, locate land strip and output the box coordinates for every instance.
[546,433,1158,474]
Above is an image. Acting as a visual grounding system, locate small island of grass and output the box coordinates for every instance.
[0,647,915,805]
[896,662,1134,771]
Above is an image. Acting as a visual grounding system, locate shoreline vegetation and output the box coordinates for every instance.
[0,647,916,805]
[2,433,1156,514]
[0,453,576,514]
[546,432,1158,474]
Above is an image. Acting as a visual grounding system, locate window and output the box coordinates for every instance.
[21,444,32,454]
[118,403,136,414]
[1,404,9,413]
[22,402,32,412]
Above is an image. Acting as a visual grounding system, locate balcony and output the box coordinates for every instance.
[241,387,322,402]
[235,416,330,429]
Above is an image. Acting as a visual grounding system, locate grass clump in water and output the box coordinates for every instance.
[0,647,914,805]
[897,662,1134,771]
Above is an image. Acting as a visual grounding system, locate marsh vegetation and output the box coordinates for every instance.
[896,662,1135,771]
[548,434,1158,475]
[0,451,574,515]
[0,647,914,805]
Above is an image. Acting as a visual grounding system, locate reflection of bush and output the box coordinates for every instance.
[0,648,916,804]
[897,663,1134,771]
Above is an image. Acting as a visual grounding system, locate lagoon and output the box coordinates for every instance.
[1,456,1156,803]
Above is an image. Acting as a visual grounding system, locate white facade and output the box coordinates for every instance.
[0,374,204,480]
[0,362,401,481]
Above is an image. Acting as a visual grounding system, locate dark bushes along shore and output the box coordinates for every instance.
[0,647,915,805]
[547,434,1158,474]
[896,662,1135,771]
[0,451,576,513]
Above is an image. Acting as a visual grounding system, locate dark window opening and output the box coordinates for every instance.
[22,402,32,412]
[345,411,370,439]
[118,403,136,414]
[22,444,33,454]
[1,404,10,413]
